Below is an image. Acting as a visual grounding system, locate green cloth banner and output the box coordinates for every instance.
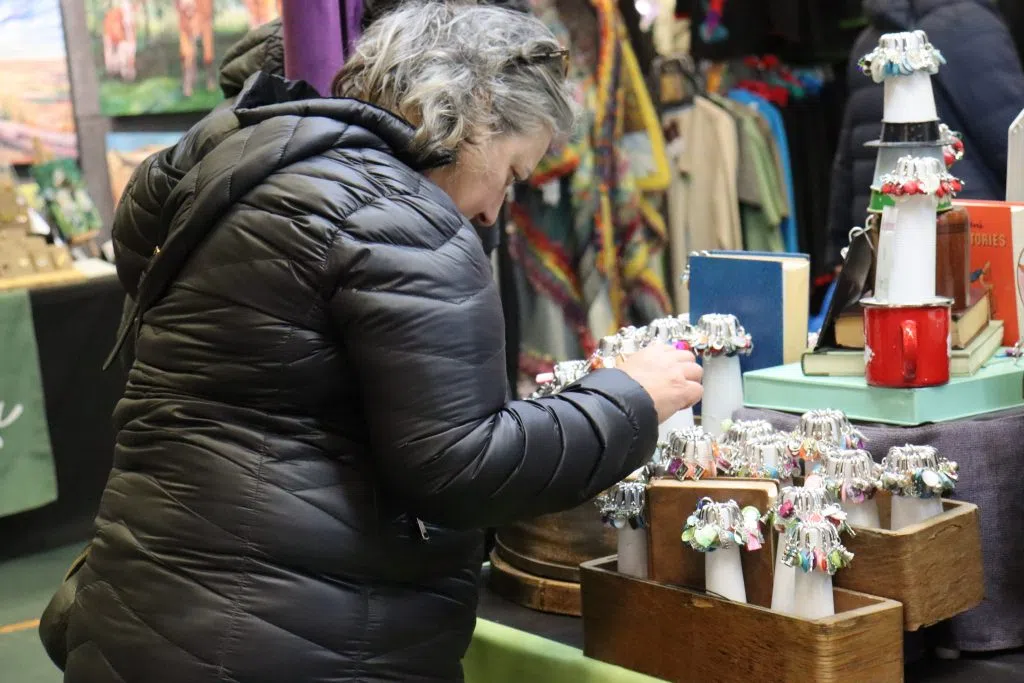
[0,289,56,517]
[463,619,666,683]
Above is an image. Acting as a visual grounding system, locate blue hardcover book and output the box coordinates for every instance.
[689,251,810,375]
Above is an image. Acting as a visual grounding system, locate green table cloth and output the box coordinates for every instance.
[463,618,666,683]
[0,289,56,517]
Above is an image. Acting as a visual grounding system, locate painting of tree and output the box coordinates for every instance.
[86,0,280,117]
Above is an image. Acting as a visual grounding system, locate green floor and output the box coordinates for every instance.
[0,544,82,682]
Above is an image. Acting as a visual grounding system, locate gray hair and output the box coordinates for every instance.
[332,1,576,162]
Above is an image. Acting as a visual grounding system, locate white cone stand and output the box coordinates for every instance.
[768,485,852,617]
[860,30,943,124]
[875,157,961,304]
[881,445,959,530]
[596,477,649,579]
[692,314,753,438]
[682,498,764,603]
[701,355,744,437]
[787,520,853,620]
[821,449,882,529]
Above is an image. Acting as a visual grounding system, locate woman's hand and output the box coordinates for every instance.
[616,344,704,423]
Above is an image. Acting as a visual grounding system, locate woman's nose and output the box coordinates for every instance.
[475,205,500,228]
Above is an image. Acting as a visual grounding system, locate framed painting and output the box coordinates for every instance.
[105,131,183,205]
[87,0,281,117]
[0,1,77,165]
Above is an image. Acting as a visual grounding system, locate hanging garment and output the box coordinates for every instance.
[512,0,672,377]
[663,95,742,310]
[652,0,690,56]
[712,94,786,253]
[728,88,798,251]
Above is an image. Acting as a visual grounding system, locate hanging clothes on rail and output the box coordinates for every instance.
[727,87,797,253]
[662,96,741,310]
[510,0,672,382]
[709,58,843,277]
[710,92,788,253]
[657,59,796,309]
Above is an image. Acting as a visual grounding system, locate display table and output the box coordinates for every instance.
[0,275,126,560]
[471,565,1024,683]
[735,405,1024,652]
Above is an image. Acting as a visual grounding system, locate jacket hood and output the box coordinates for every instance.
[219,18,285,98]
[864,0,995,29]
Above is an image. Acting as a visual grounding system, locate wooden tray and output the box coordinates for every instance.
[581,556,904,683]
[835,492,984,631]
[0,268,85,292]
[647,479,779,607]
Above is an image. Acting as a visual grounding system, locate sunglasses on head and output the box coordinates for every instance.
[514,47,570,78]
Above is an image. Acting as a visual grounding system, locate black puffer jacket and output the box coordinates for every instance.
[827,0,1024,265]
[63,72,658,683]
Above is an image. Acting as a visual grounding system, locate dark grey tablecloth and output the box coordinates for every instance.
[734,406,1024,652]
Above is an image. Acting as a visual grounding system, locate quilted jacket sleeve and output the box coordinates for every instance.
[110,108,242,298]
[111,149,178,298]
[327,193,660,529]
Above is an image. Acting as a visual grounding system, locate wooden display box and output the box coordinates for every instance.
[647,479,780,605]
[581,556,904,683]
[835,492,984,631]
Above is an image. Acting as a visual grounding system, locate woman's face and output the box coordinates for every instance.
[426,131,553,227]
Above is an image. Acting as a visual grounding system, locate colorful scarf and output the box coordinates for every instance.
[512,0,671,378]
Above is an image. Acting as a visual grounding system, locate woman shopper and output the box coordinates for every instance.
[56,3,704,682]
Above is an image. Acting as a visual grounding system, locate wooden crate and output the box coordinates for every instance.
[835,492,984,631]
[647,479,779,607]
[581,556,904,683]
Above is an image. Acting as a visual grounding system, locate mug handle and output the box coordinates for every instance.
[901,320,918,381]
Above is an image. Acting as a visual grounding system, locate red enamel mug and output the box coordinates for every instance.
[861,298,952,388]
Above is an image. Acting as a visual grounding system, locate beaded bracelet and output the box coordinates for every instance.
[878,156,962,198]
[660,426,723,480]
[689,313,753,358]
[780,520,855,575]
[734,433,801,480]
[880,444,958,498]
[858,30,945,83]
[682,497,764,552]
[765,486,853,538]
[596,480,648,530]
[821,449,881,504]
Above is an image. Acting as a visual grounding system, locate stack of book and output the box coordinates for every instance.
[802,288,1000,377]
